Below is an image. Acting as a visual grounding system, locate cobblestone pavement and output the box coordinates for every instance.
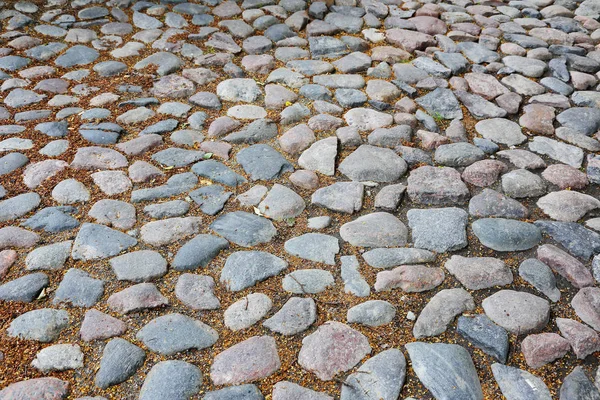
[0,0,600,398]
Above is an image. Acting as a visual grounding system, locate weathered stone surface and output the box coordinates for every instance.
[340,212,408,248]
[211,336,281,385]
[413,288,475,338]
[298,321,371,381]
[482,290,550,334]
[406,342,484,400]
[137,313,218,355]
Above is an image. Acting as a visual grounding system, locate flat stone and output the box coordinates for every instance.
[572,287,600,331]
[221,251,287,291]
[560,367,600,400]
[312,182,363,214]
[95,338,145,389]
[284,233,339,265]
[492,364,553,400]
[298,137,338,176]
[521,332,570,369]
[537,244,594,288]
[0,272,48,302]
[556,318,600,359]
[71,223,137,260]
[298,321,371,381]
[110,250,167,282]
[7,308,69,342]
[414,288,475,338]
[340,212,408,248]
[54,268,104,307]
[408,207,468,252]
[457,315,509,363]
[407,166,469,205]
[475,118,526,146]
[519,259,561,302]
[469,189,528,219]
[139,361,202,400]
[211,336,281,385]
[224,293,272,331]
[472,218,542,251]
[32,344,84,373]
[211,211,276,247]
[237,144,293,181]
[204,385,264,400]
[406,342,483,400]
[482,290,550,334]
[140,217,202,246]
[264,297,316,335]
[137,313,218,355]
[80,309,126,342]
[0,378,69,400]
[107,283,168,314]
[445,255,513,290]
[340,349,406,400]
[339,145,406,182]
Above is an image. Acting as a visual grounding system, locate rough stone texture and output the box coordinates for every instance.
[298,321,371,381]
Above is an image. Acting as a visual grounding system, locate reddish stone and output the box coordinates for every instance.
[537,244,595,288]
[521,333,570,369]
[80,309,127,342]
[541,164,588,190]
[107,283,168,314]
[409,16,447,35]
[572,287,600,331]
[417,130,450,150]
[0,377,69,399]
[375,265,445,292]
[519,104,555,135]
[298,321,371,380]
[211,336,280,385]
[289,170,319,190]
[556,318,600,359]
[0,249,17,279]
[200,141,232,160]
[386,28,436,53]
[462,160,508,187]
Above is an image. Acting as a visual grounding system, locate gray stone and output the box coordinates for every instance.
[406,342,483,400]
[408,207,468,253]
[282,269,335,294]
[457,315,509,363]
[492,364,552,400]
[7,308,69,342]
[519,259,561,302]
[0,272,48,302]
[95,338,145,389]
[472,218,542,251]
[221,251,287,291]
[137,313,218,355]
[54,268,104,307]
[204,385,264,400]
[110,251,167,282]
[211,212,277,247]
[173,234,229,271]
[264,297,316,335]
[0,192,40,222]
[559,367,600,400]
[340,349,406,400]
[31,344,84,373]
[340,212,408,248]
[414,288,475,338]
[237,144,293,181]
[224,293,273,331]
[284,233,339,265]
[139,361,202,400]
[347,300,396,327]
[72,223,137,260]
[312,182,363,214]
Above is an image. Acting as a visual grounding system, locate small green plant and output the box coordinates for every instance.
[432,112,444,122]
